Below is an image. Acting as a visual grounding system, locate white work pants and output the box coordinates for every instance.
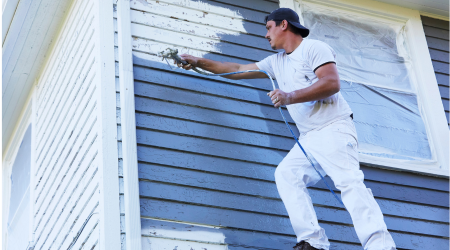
[275,118,396,250]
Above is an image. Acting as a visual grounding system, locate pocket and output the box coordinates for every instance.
[329,123,360,168]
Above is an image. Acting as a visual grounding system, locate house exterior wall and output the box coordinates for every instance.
[31,0,101,248]
[421,16,449,126]
[127,0,450,249]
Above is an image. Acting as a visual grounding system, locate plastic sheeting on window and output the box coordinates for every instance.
[300,4,433,161]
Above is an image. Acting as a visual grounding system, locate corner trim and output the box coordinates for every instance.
[116,0,142,249]
[94,0,121,249]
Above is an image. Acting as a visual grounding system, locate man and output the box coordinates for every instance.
[175,8,396,250]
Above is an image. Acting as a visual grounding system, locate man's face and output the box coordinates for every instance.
[265,20,283,50]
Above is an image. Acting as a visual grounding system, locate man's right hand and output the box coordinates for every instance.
[171,53,266,80]
[174,54,199,70]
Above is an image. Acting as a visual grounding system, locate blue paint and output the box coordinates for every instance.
[132,0,450,248]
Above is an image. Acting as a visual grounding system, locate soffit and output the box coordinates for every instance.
[2,0,72,153]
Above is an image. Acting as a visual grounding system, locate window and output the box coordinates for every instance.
[284,0,449,175]
[5,125,31,250]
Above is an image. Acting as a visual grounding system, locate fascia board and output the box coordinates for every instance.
[2,0,21,43]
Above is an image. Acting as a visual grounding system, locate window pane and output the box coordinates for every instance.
[301,6,433,161]
[341,81,432,160]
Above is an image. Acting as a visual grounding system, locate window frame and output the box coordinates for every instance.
[2,94,34,249]
[280,0,449,176]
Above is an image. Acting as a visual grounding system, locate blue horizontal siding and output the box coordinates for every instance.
[133,2,449,249]
[421,16,449,124]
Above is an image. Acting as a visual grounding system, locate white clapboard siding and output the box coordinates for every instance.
[32,0,101,249]
[35,1,94,140]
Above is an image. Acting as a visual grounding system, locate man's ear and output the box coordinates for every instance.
[281,20,289,31]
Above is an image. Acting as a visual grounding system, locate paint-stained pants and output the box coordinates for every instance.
[275,117,396,250]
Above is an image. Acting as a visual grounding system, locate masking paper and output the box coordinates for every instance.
[300,4,432,161]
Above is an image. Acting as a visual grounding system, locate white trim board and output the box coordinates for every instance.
[280,0,450,177]
[94,0,122,249]
[116,0,142,249]
[2,0,21,43]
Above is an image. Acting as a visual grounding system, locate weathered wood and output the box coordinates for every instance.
[78,221,99,250]
[135,112,444,204]
[137,162,450,220]
[116,0,142,248]
[35,1,94,127]
[139,181,449,237]
[132,0,449,248]
[58,198,99,250]
[34,0,90,105]
[136,129,286,165]
[35,31,96,164]
[55,188,99,250]
[140,218,361,250]
[35,52,96,178]
[31,0,101,249]
[33,102,97,222]
[137,144,450,193]
[207,0,277,13]
[130,23,273,62]
[136,112,293,150]
[133,67,277,106]
[33,124,98,247]
[131,53,276,91]
[133,80,292,122]
[131,0,268,25]
[135,97,293,137]
[35,25,95,151]
[94,0,122,247]
[139,198,449,249]
[34,60,97,210]
[34,149,98,249]
[129,9,271,50]
[34,77,97,217]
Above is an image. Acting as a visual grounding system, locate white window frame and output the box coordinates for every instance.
[2,88,34,250]
[280,0,449,177]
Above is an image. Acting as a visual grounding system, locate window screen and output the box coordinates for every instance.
[301,5,433,162]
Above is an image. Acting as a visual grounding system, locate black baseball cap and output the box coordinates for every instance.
[265,8,309,37]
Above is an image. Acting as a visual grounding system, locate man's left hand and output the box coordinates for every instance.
[268,89,293,108]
